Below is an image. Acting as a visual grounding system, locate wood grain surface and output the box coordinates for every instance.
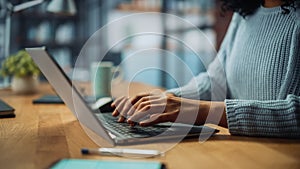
[0,83,299,169]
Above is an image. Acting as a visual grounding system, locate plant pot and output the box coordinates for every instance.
[11,76,39,94]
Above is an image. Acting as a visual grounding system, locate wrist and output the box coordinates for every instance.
[196,101,227,127]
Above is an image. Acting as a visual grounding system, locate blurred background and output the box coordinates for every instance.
[0,0,232,90]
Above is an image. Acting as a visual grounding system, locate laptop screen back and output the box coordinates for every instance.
[26,47,115,147]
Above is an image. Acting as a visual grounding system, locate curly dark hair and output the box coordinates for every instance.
[221,0,297,17]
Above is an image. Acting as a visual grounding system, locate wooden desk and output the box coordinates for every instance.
[0,83,299,169]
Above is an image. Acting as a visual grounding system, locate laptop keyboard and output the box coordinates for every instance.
[96,113,169,138]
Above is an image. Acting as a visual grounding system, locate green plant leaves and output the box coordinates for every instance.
[0,50,40,77]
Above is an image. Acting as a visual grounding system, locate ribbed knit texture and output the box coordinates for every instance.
[167,6,300,138]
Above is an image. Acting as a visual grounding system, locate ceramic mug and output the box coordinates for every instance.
[90,61,122,98]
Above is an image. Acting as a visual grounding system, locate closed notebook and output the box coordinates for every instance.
[50,159,165,169]
[0,99,15,118]
[32,95,64,104]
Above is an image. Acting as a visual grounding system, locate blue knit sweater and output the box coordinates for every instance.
[168,6,300,138]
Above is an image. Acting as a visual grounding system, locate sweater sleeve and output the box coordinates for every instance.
[167,13,241,101]
[225,95,300,138]
[225,19,300,138]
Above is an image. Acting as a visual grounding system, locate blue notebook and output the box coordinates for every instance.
[50,159,165,169]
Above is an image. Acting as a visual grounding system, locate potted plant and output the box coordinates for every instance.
[0,50,40,94]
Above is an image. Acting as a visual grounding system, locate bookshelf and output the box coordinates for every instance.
[9,0,85,71]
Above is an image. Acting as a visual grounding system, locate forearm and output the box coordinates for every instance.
[178,97,227,127]
[195,100,227,128]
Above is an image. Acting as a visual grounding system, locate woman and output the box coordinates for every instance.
[111,0,300,138]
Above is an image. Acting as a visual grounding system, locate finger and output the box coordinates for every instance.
[130,93,150,104]
[127,104,163,123]
[139,113,173,127]
[119,94,149,117]
[118,99,134,120]
[111,96,125,108]
[112,107,120,117]
[127,95,164,126]
[117,99,132,122]
[127,97,166,123]
[127,105,151,124]
[118,116,126,123]
[132,94,161,106]
[111,96,126,116]
[127,100,150,117]
[127,96,150,116]
[112,97,127,117]
[118,97,143,123]
[127,95,162,116]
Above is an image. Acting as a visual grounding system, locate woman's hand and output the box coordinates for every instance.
[127,92,182,127]
[111,92,150,123]
[111,91,210,127]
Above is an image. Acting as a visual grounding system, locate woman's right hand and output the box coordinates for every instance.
[111,91,202,127]
[111,91,227,128]
[111,91,177,125]
[111,92,152,123]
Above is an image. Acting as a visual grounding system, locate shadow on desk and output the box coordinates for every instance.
[211,134,300,143]
[209,133,300,159]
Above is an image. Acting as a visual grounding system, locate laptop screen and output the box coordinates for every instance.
[26,47,115,147]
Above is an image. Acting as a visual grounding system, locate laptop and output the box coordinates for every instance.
[26,47,218,147]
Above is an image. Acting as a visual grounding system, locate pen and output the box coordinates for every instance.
[81,148,163,157]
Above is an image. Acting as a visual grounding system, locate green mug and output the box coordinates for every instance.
[90,61,115,98]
